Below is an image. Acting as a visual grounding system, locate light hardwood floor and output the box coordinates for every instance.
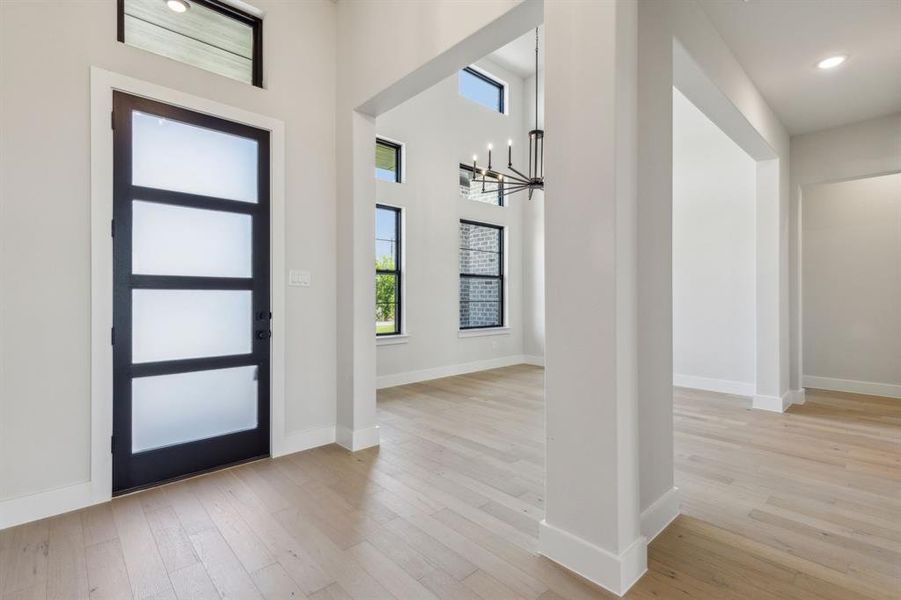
[1,365,898,599]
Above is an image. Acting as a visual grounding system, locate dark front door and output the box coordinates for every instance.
[112,91,270,494]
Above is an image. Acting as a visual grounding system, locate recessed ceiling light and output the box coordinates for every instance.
[166,0,190,13]
[817,55,847,70]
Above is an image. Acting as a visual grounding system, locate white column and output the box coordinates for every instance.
[335,109,380,451]
[753,158,791,411]
[540,0,645,595]
[635,0,678,538]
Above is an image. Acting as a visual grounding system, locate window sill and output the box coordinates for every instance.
[458,327,510,338]
[376,334,409,346]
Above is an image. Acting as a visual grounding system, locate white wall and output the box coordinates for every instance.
[0,0,338,503]
[374,59,529,383]
[522,69,546,361]
[801,173,901,397]
[789,112,901,391]
[672,88,756,394]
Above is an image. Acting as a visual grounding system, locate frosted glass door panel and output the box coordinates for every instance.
[132,111,258,203]
[132,201,252,277]
[132,289,252,363]
[132,366,258,452]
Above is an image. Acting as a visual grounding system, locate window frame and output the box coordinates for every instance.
[459,219,505,330]
[117,0,264,88]
[460,66,506,114]
[376,204,403,337]
[375,137,403,183]
[459,163,504,207]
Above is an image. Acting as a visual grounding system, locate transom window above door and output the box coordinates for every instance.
[118,0,263,87]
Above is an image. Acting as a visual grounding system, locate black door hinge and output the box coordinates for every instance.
[111,110,115,130]
[110,435,116,453]
[111,219,115,238]
[111,326,115,345]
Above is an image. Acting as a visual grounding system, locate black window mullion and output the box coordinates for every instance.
[129,186,259,215]
[394,205,402,334]
[499,225,505,327]
[130,275,253,290]
[131,353,258,378]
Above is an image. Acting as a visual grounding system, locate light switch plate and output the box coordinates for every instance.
[289,270,311,287]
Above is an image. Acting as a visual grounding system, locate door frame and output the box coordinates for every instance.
[89,67,287,503]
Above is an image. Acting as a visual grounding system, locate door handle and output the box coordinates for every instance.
[256,329,271,340]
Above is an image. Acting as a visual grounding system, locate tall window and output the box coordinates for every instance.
[375,138,402,183]
[458,67,505,113]
[376,205,402,335]
[119,0,262,87]
[459,164,503,206]
[459,220,504,329]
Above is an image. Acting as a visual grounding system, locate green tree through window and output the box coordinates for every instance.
[375,205,401,335]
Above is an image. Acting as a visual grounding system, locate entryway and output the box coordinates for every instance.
[111,92,271,494]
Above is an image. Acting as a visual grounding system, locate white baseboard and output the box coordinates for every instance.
[803,375,901,400]
[752,391,792,413]
[789,388,806,405]
[336,425,380,452]
[673,374,754,396]
[2,426,337,531]
[522,355,545,367]
[640,487,680,542]
[539,520,647,596]
[275,425,336,458]
[376,355,534,389]
[0,482,103,531]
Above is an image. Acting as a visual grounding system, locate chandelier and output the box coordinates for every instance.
[470,28,544,200]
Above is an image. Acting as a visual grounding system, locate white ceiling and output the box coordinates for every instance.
[697,0,901,135]
[488,27,544,78]
[486,3,900,135]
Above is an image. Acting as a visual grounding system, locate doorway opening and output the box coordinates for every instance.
[800,171,901,399]
[372,29,545,390]
[672,86,757,398]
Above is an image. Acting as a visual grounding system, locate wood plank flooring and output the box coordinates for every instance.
[1,365,898,599]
